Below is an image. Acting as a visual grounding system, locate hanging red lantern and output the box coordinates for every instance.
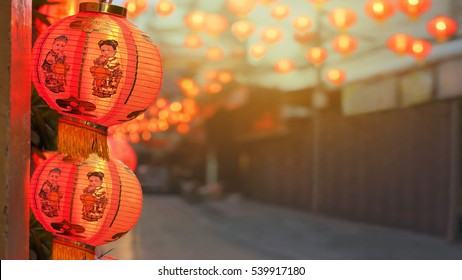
[292,15,312,33]
[227,0,257,17]
[427,16,458,42]
[398,0,431,19]
[387,33,413,55]
[184,11,206,31]
[260,26,284,44]
[30,153,143,259]
[407,38,432,60]
[155,0,175,17]
[108,136,138,172]
[274,59,295,74]
[270,4,291,21]
[204,14,229,37]
[332,34,358,55]
[231,20,256,41]
[184,33,204,49]
[305,47,328,66]
[326,68,346,85]
[31,1,163,160]
[328,7,357,31]
[249,43,267,59]
[364,0,395,23]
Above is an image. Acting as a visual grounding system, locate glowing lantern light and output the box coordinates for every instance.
[176,123,190,134]
[156,97,168,108]
[184,11,206,31]
[204,69,219,80]
[30,153,142,259]
[305,47,328,66]
[326,68,346,85]
[155,0,175,17]
[260,26,284,44]
[170,101,183,112]
[141,131,151,141]
[408,38,432,60]
[158,120,169,131]
[227,0,257,17]
[124,0,148,18]
[249,43,267,59]
[398,0,431,19]
[108,136,137,172]
[206,82,223,94]
[270,5,291,21]
[332,34,358,55]
[204,14,229,37]
[184,33,203,49]
[274,59,295,74]
[387,33,413,55]
[328,7,357,31]
[427,16,458,42]
[292,16,312,33]
[231,20,256,41]
[31,1,162,161]
[364,0,395,22]
[205,46,225,61]
[218,71,234,83]
[129,132,140,143]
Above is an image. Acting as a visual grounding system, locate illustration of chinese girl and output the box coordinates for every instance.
[80,171,108,222]
[41,35,70,93]
[38,168,62,218]
[90,39,123,98]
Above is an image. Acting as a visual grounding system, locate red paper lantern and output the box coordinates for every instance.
[387,33,413,55]
[292,16,312,33]
[398,0,431,19]
[408,38,432,60]
[108,136,138,172]
[30,153,143,259]
[204,14,229,37]
[184,33,204,49]
[332,34,358,55]
[155,0,175,17]
[31,2,163,160]
[274,59,295,73]
[427,16,458,42]
[326,68,346,85]
[231,20,256,40]
[328,7,357,31]
[260,26,284,44]
[249,43,267,59]
[270,4,291,21]
[305,47,328,66]
[364,0,395,22]
[227,0,257,17]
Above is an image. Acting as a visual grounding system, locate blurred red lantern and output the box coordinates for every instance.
[332,34,358,55]
[387,33,413,55]
[326,68,346,85]
[184,33,204,49]
[205,46,225,61]
[364,0,395,22]
[426,16,458,42]
[270,4,291,21]
[124,0,149,19]
[227,0,257,17]
[260,26,284,44]
[184,11,206,31]
[30,153,143,259]
[204,14,229,37]
[398,0,431,19]
[306,47,328,66]
[31,2,163,160]
[408,38,432,60]
[292,16,312,33]
[108,136,138,172]
[232,20,256,40]
[274,59,295,73]
[249,43,267,59]
[328,7,357,31]
[155,0,175,17]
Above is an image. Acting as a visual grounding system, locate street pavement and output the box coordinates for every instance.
[98,194,462,260]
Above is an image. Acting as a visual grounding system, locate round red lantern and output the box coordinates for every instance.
[328,7,357,31]
[108,136,138,172]
[326,68,346,85]
[387,33,413,55]
[30,153,143,259]
[398,0,431,19]
[184,33,204,49]
[332,34,358,56]
[231,20,256,40]
[204,14,229,37]
[305,47,328,66]
[408,38,432,60]
[427,16,458,42]
[184,11,206,31]
[155,0,175,17]
[292,16,312,33]
[274,59,295,74]
[249,43,267,59]
[270,4,291,21]
[227,0,257,17]
[31,1,163,160]
[260,26,284,44]
[364,0,395,23]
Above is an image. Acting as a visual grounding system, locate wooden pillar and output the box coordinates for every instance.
[0,0,31,259]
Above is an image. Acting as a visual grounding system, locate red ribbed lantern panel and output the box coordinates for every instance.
[108,136,138,172]
[29,153,143,246]
[31,8,163,127]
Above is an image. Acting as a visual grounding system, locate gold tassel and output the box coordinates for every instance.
[52,238,95,260]
[58,117,110,161]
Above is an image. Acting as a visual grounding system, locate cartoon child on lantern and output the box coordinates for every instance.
[90,39,123,98]
[41,35,70,93]
[39,168,62,218]
[80,171,108,222]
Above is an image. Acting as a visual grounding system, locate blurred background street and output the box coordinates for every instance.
[98,194,462,260]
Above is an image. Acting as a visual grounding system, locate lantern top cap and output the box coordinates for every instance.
[79,1,127,17]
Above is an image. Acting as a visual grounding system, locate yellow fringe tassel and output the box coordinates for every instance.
[52,238,95,260]
[58,120,110,161]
